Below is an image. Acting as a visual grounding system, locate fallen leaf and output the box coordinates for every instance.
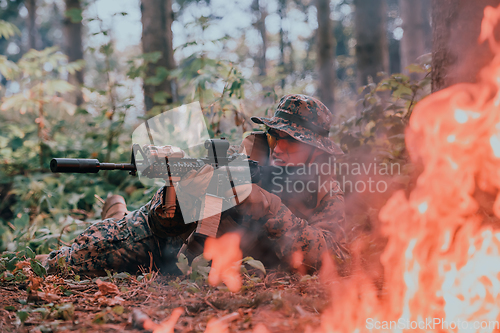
[55,303,74,320]
[96,295,124,306]
[17,310,29,323]
[15,261,31,270]
[94,278,120,296]
[28,275,43,291]
[27,291,61,303]
[112,305,124,315]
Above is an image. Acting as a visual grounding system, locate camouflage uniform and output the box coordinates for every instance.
[45,94,348,275]
[45,189,194,275]
[233,94,348,270]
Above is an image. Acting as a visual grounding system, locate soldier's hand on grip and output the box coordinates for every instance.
[230,184,282,220]
[177,164,214,197]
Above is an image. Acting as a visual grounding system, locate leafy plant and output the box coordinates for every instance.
[0,47,84,169]
[176,253,211,282]
[0,246,46,285]
[0,20,20,40]
[333,56,432,172]
[176,253,266,286]
[0,18,155,254]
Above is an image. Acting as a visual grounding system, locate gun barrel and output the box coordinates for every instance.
[50,158,136,173]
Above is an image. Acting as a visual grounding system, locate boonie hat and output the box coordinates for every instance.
[251,94,343,155]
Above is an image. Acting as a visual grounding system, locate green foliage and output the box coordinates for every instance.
[175,253,266,289]
[176,253,211,282]
[65,8,83,24]
[126,52,163,80]
[0,21,153,254]
[174,53,248,139]
[0,247,46,284]
[54,303,75,320]
[0,5,423,268]
[0,20,21,40]
[17,309,29,323]
[241,256,266,275]
[0,47,85,175]
[333,58,432,179]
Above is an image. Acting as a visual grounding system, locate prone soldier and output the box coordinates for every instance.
[42,94,349,275]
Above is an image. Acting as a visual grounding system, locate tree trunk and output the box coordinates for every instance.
[422,0,432,53]
[278,0,286,89]
[252,0,267,77]
[315,0,336,113]
[388,38,401,74]
[432,0,500,92]
[399,0,431,78]
[164,0,177,103]
[141,0,177,114]
[353,0,389,87]
[25,0,38,50]
[64,0,84,106]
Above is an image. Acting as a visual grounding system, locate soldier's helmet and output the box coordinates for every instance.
[251,94,344,155]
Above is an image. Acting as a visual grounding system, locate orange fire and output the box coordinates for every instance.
[205,318,229,333]
[291,250,307,276]
[204,232,243,292]
[313,4,500,332]
[253,323,272,333]
[142,307,183,333]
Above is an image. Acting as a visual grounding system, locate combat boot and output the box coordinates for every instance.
[101,195,129,220]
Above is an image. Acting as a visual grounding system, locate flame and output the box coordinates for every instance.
[205,318,229,333]
[204,232,243,292]
[291,250,306,275]
[253,323,271,333]
[318,252,336,284]
[143,307,183,333]
[314,4,500,332]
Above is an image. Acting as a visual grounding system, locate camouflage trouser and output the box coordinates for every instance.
[45,204,186,275]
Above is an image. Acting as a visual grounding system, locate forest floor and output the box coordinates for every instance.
[0,266,332,333]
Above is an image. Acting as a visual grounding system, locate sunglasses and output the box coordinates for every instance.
[266,129,301,153]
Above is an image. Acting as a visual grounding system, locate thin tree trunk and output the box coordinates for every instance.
[399,0,431,78]
[252,0,267,76]
[287,40,295,78]
[431,0,500,92]
[64,0,84,106]
[316,0,335,113]
[141,0,177,114]
[164,0,177,103]
[422,0,432,53]
[388,39,401,74]
[26,0,38,50]
[278,0,286,89]
[353,0,389,87]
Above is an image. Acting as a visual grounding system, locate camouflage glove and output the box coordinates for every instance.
[177,164,214,197]
[175,164,214,222]
[231,184,282,221]
[148,165,214,238]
